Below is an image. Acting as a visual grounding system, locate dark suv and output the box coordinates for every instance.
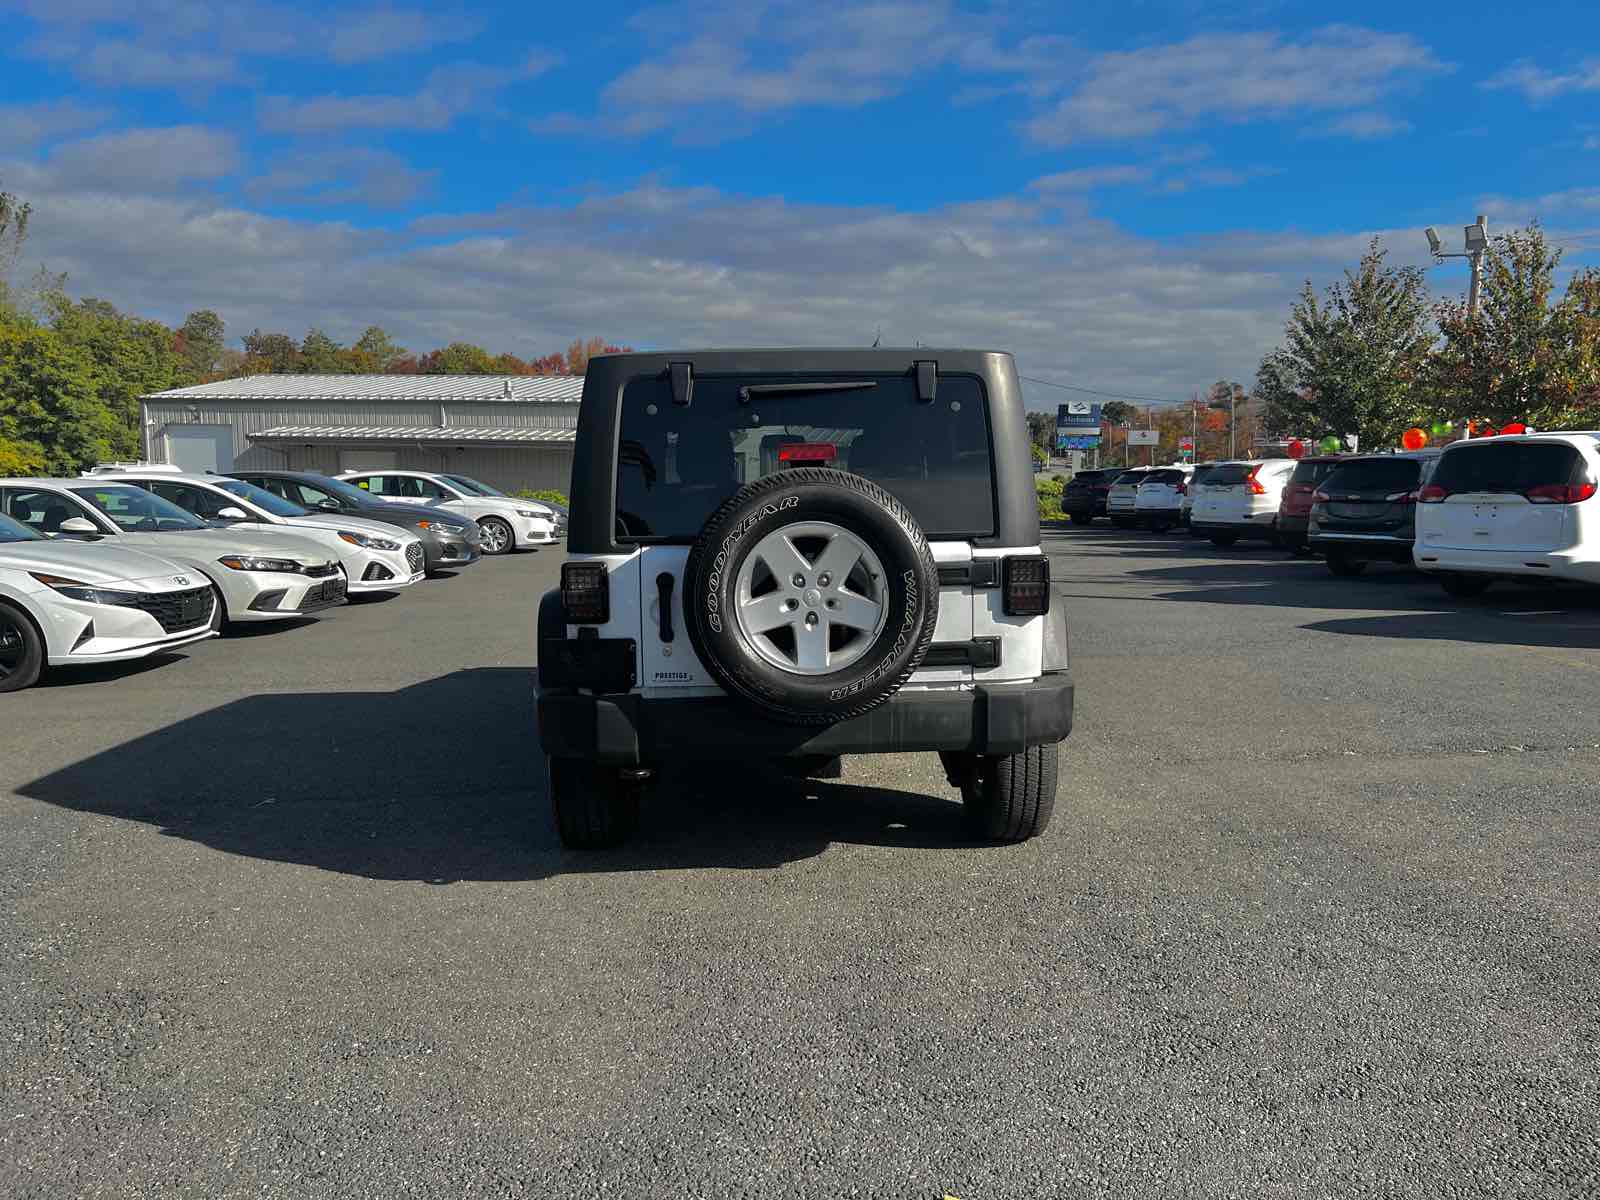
[1276,456,1343,553]
[1061,469,1116,524]
[1308,451,1440,576]
[536,350,1074,849]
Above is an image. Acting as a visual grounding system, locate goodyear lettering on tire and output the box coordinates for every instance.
[705,495,797,633]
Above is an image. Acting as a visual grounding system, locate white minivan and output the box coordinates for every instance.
[1414,432,1600,597]
[1189,459,1297,546]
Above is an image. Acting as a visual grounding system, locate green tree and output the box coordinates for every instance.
[1100,400,1136,427]
[299,327,345,373]
[419,341,496,373]
[0,436,48,475]
[352,325,405,371]
[1252,350,1307,440]
[1025,410,1054,454]
[0,320,123,473]
[47,294,179,460]
[1430,223,1598,428]
[1276,239,1434,449]
[175,309,226,381]
[0,185,31,310]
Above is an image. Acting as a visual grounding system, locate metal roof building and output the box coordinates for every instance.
[139,374,584,494]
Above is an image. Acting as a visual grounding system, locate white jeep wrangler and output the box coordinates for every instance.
[536,349,1073,848]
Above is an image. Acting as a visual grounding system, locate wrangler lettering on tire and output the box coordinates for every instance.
[682,468,939,725]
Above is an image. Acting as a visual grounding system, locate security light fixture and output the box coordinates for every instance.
[1424,226,1443,255]
[1463,220,1489,253]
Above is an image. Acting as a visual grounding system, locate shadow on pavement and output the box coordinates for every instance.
[19,667,979,883]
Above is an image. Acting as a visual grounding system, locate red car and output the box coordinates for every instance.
[1277,456,1343,553]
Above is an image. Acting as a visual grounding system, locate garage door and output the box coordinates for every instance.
[165,425,235,473]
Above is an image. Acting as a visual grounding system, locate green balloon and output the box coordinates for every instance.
[1431,420,1453,437]
[1318,435,1341,454]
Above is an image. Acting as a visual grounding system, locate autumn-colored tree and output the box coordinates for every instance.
[354,326,406,371]
[241,329,301,374]
[528,351,567,375]
[418,341,497,374]
[565,336,630,376]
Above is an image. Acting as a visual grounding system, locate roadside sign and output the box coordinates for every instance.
[1127,430,1159,446]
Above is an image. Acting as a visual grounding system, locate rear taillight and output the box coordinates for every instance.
[560,561,610,623]
[1176,481,1187,495]
[1002,555,1050,616]
[1247,467,1265,495]
[777,442,837,463]
[1526,482,1598,504]
[1385,491,1418,505]
[1418,484,1448,503]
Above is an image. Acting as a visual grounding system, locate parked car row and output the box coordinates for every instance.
[0,466,562,693]
[1061,431,1600,597]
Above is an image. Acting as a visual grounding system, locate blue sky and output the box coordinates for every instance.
[2,0,1597,405]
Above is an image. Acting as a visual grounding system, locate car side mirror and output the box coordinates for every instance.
[317,498,343,511]
[58,517,99,534]
[216,506,250,520]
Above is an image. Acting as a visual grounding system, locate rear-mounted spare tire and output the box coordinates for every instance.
[683,468,939,725]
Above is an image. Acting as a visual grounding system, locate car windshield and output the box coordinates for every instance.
[0,512,43,542]
[70,484,208,532]
[1323,458,1422,492]
[443,474,507,497]
[615,371,997,541]
[298,474,377,505]
[216,478,310,517]
[1430,442,1588,494]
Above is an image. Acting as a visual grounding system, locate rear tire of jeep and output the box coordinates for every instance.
[549,757,639,849]
[682,468,939,725]
[961,743,1058,842]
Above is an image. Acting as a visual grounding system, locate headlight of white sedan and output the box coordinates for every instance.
[218,555,304,573]
[337,530,402,550]
[29,572,144,605]
[515,508,548,519]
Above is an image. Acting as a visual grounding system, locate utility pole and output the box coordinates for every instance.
[1423,215,1490,439]
[1228,388,1236,460]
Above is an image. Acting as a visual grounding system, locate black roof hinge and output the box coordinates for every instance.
[668,361,694,407]
[914,360,937,403]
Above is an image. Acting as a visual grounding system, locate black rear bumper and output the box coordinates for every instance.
[537,676,1074,767]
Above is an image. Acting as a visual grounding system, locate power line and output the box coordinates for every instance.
[1018,375,1195,408]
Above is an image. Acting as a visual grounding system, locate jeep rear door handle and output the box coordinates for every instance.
[655,572,675,642]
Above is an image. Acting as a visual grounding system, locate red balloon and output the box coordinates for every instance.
[1401,427,1427,451]
[1503,421,1527,435]
[1287,438,1306,459]
[1479,425,1498,438]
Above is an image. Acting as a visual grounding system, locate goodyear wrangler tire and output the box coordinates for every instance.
[683,468,939,725]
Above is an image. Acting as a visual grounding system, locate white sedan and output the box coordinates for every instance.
[92,470,426,593]
[0,480,347,624]
[0,510,218,692]
[336,470,559,555]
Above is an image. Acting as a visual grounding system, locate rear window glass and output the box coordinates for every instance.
[1144,469,1186,484]
[1068,471,1111,485]
[1206,464,1256,485]
[1430,443,1587,494]
[1289,460,1341,486]
[1112,470,1149,484]
[615,373,995,541]
[1322,458,1422,492]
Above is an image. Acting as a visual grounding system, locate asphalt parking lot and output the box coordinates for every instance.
[3,531,1598,1199]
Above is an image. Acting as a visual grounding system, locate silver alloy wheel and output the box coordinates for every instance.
[479,517,511,554]
[733,520,889,676]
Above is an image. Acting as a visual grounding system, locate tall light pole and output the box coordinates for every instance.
[1425,215,1489,318]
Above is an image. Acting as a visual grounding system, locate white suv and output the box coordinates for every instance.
[336,470,558,555]
[1105,468,1152,528]
[1415,432,1600,597]
[1189,459,1297,546]
[536,350,1073,849]
[1134,465,1194,531]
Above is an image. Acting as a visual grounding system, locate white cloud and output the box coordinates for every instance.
[326,6,483,64]
[0,100,111,152]
[1482,57,1600,102]
[259,53,559,134]
[10,174,1531,401]
[244,148,437,209]
[1030,165,1151,191]
[1319,111,1413,140]
[41,126,240,191]
[540,0,1069,141]
[1023,26,1444,145]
